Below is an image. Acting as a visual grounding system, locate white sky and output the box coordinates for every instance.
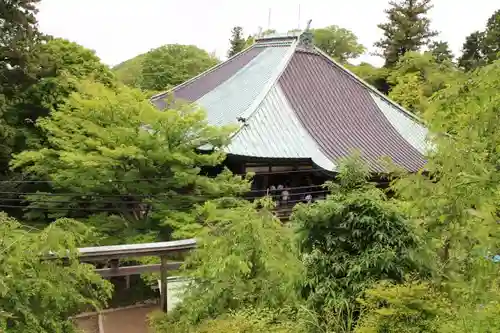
[37,0,498,67]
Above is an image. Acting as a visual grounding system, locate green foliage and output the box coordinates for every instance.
[113,44,219,93]
[312,25,365,62]
[112,53,146,87]
[152,307,302,333]
[262,29,277,36]
[244,35,255,48]
[356,259,500,333]
[0,0,43,174]
[458,10,500,71]
[394,60,500,278]
[355,280,449,333]
[0,212,112,332]
[0,97,16,170]
[483,9,500,63]
[0,0,42,98]
[139,44,219,91]
[7,38,116,152]
[388,73,426,113]
[375,0,438,67]
[292,156,422,331]
[152,198,304,331]
[429,41,454,63]
[347,63,390,95]
[387,51,463,113]
[458,31,486,71]
[228,26,246,57]
[11,80,249,241]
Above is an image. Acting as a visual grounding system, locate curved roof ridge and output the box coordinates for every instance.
[310,46,426,126]
[228,38,299,139]
[150,43,260,102]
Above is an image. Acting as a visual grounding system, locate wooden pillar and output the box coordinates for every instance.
[125,275,131,289]
[159,256,168,312]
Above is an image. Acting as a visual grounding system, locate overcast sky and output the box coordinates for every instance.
[36,0,498,67]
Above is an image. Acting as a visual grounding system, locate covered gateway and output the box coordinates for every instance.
[151,30,429,174]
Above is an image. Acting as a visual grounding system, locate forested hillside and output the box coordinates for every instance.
[1,0,500,332]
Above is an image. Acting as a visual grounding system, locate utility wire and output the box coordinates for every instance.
[0,168,331,185]
[0,190,329,207]
[0,184,328,198]
[0,189,330,212]
[0,205,152,212]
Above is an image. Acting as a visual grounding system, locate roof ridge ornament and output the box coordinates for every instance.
[299,19,313,50]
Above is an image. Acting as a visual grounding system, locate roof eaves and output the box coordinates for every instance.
[150,43,259,103]
[311,46,427,126]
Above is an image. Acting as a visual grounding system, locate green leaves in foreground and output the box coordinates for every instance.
[293,157,421,310]
[0,213,112,333]
[12,80,249,242]
[151,198,304,332]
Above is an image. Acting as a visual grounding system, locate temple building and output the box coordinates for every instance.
[151,29,429,204]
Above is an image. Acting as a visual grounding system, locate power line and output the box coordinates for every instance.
[0,189,329,207]
[0,204,150,212]
[0,187,330,212]
[0,184,327,197]
[0,168,330,185]
[0,197,149,205]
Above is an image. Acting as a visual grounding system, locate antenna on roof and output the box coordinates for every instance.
[267,8,272,30]
[297,4,301,30]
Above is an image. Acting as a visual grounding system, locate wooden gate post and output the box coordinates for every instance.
[160,256,168,312]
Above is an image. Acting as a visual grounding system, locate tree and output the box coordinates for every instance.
[312,25,365,62]
[348,62,390,94]
[11,81,250,242]
[150,198,304,332]
[112,53,146,87]
[244,35,255,48]
[0,38,116,219]
[387,51,462,113]
[458,31,486,71]
[355,280,450,333]
[483,9,500,63]
[228,26,246,57]
[0,0,42,98]
[0,0,43,173]
[262,29,277,36]
[429,41,453,63]
[458,10,500,71]
[292,156,422,331]
[0,212,112,332]
[395,60,500,278]
[358,60,500,333]
[7,38,116,152]
[139,44,219,91]
[0,97,16,171]
[375,0,438,67]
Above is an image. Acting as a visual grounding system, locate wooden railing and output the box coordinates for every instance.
[77,239,196,312]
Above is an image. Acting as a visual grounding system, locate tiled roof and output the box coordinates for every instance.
[151,34,430,172]
[279,50,426,172]
[151,46,264,110]
[197,45,293,126]
[227,84,335,170]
